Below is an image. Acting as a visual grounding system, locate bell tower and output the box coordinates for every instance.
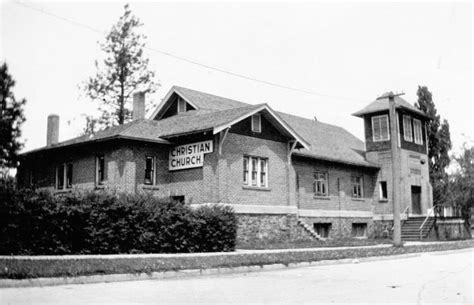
[353,92,433,220]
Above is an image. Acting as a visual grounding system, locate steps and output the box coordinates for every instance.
[401,216,435,241]
[297,219,324,240]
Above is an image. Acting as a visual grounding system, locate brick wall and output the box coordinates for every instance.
[219,132,290,206]
[292,156,376,212]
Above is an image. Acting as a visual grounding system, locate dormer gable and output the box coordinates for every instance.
[154,91,197,120]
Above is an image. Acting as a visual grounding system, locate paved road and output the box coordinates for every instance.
[1,248,472,304]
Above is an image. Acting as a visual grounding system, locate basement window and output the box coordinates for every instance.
[171,195,185,204]
[313,223,331,238]
[379,181,388,200]
[352,223,367,237]
[251,114,261,133]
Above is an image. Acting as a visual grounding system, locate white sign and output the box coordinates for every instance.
[169,140,213,171]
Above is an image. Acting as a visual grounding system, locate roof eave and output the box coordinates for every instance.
[292,151,380,169]
[212,104,311,150]
[20,135,172,156]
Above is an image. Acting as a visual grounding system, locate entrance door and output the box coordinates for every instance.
[411,186,422,214]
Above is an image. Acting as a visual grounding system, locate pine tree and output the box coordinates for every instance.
[0,62,26,172]
[415,86,452,205]
[82,4,158,132]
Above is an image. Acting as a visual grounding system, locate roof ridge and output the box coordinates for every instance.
[173,86,252,108]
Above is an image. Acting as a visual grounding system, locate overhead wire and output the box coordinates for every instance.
[14,1,369,104]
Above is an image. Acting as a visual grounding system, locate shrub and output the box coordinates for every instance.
[0,184,237,254]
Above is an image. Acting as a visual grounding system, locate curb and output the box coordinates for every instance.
[1,247,472,288]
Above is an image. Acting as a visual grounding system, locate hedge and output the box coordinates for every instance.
[0,182,237,255]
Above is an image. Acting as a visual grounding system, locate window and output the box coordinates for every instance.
[313,171,328,197]
[371,115,389,142]
[379,181,388,200]
[56,163,72,189]
[313,223,331,238]
[243,157,249,185]
[66,163,73,188]
[351,175,363,198]
[56,164,65,190]
[243,156,268,188]
[144,156,155,185]
[177,98,186,113]
[251,157,258,186]
[403,115,413,142]
[96,155,105,185]
[251,114,261,133]
[260,159,267,187]
[352,223,367,237]
[171,195,185,204]
[413,119,423,144]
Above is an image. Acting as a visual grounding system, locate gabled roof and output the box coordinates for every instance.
[278,112,374,167]
[22,86,379,168]
[23,102,310,155]
[151,86,248,120]
[21,119,173,155]
[352,93,430,118]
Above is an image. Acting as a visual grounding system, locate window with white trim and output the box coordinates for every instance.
[56,163,73,190]
[403,115,413,142]
[66,163,73,188]
[243,157,249,185]
[243,156,268,188]
[371,115,389,142]
[177,98,186,113]
[351,175,363,198]
[144,156,155,185]
[413,119,423,144]
[56,164,65,190]
[96,155,105,185]
[251,114,261,133]
[313,171,328,197]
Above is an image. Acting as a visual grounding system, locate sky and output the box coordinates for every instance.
[1,0,472,154]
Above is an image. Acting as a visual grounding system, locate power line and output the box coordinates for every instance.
[14,1,369,104]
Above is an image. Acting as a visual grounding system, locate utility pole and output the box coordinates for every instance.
[386,92,404,246]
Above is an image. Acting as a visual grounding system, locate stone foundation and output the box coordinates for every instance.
[236,214,313,245]
[299,217,375,238]
[373,220,394,239]
[432,219,471,240]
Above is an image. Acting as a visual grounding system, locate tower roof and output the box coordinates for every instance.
[352,93,430,119]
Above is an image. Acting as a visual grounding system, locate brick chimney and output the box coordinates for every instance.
[46,114,59,146]
[133,92,145,120]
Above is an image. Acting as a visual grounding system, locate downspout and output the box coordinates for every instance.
[338,177,342,238]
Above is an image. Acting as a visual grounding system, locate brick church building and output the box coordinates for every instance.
[17,86,433,243]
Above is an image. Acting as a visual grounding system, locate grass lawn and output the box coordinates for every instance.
[237,238,393,250]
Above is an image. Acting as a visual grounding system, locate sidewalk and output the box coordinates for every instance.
[1,239,472,288]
